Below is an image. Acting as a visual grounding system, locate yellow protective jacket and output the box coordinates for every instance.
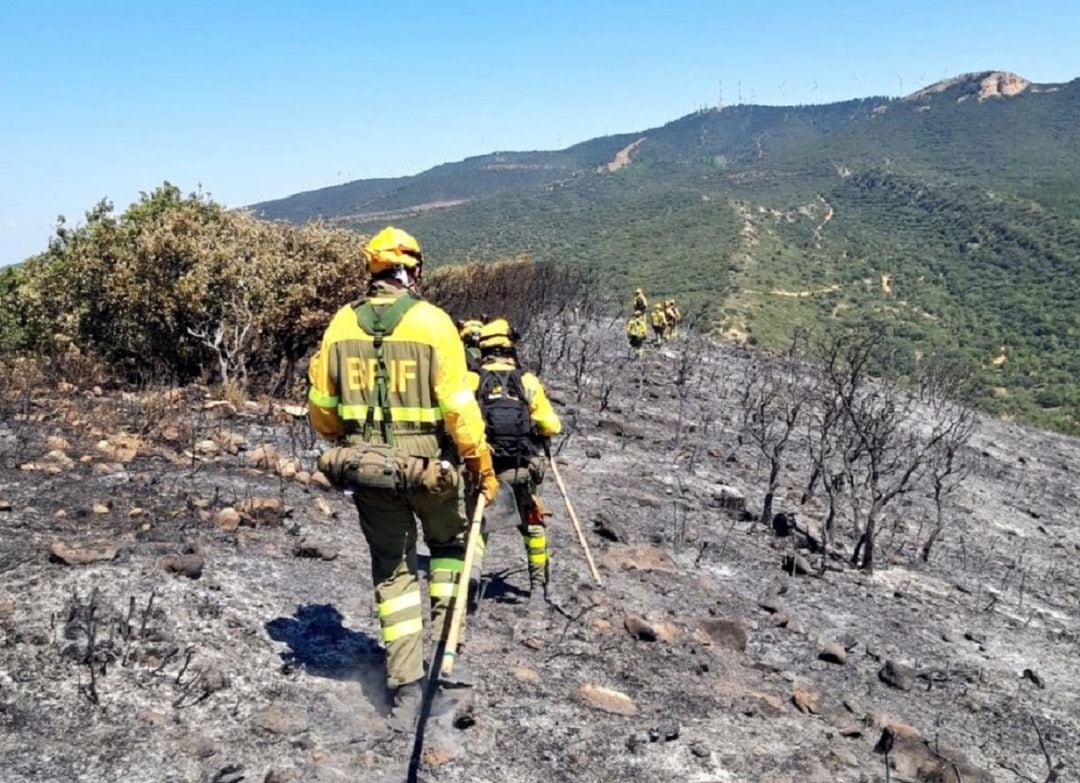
[651,308,667,328]
[307,283,488,460]
[627,316,648,338]
[467,359,562,439]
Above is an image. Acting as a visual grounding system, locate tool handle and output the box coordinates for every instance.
[544,442,603,586]
[439,494,487,677]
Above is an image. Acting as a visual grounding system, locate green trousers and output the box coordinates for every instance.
[495,458,550,590]
[352,479,470,689]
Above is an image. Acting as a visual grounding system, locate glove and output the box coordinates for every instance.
[465,448,500,504]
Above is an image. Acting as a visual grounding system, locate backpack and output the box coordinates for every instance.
[477,368,535,460]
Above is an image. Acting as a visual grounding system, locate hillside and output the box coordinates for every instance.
[251,72,1080,433]
[2,320,1078,782]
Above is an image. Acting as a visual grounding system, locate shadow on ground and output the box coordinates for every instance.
[266,603,387,710]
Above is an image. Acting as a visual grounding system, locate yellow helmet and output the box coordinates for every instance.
[479,318,517,350]
[364,226,422,274]
[458,318,483,340]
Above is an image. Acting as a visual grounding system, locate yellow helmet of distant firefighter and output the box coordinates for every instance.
[363,226,423,274]
[458,318,483,341]
[479,318,517,350]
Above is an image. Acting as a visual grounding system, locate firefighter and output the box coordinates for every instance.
[664,299,682,339]
[632,287,648,316]
[307,226,499,722]
[458,318,484,372]
[626,313,648,358]
[650,302,668,344]
[468,318,562,607]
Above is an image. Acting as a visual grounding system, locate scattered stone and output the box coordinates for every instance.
[867,714,921,739]
[599,544,678,574]
[263,769,299,783]
[637,494,661,508]
[1021,668,1045,689]
[293,538,339,561]
[128,507,144,518]
[712,485,746,511]
[182,735,217,759]
[513,666,540,683]
[963,630,986,645]
[879,731,994,783]
[215,507,241,532]
[249,444,283,470]
[194,439,220,456]
[49,540,118,565]
[585,448,602,459]
[251,704,308,736]
[818,640,847,665]
[21,449,76,474]
[699,618,748,652]
[0,498,11,513]
[690,742,710,759]
[160,553,204,579]
[580,684,637,716]
[276,457,300,480]
[92,502,110,515]
[593,511,628,543]
[782,553,811,575]
[758,595,785,614]
[941,629,962,644]
[236,497,290,527]
[878,660,915,691]
[792,684,823,714]
[831,747,859,768]
[46,435,71,450]
[91,462,125,476]
[212,431,246,454]
[624,613,659,642]
[311,471,333,489]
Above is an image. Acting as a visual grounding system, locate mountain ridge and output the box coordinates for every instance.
[251,72,1080,433]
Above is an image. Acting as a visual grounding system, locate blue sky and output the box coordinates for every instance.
[1,0,1078,265]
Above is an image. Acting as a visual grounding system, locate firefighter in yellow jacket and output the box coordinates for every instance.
[467,318,562,606]
[632,287,648,316]
[626,313,648,357]
[664,299,682,339]
[307,226,499,719]
[457,317,484,373]
[650,302,668,344]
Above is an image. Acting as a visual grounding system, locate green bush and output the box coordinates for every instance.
[3,184,365,392]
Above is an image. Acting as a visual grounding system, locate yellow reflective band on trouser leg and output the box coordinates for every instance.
[429,581,459,599]
[377,590,422,618]
[382,616,424,643]
[526,534,547,565]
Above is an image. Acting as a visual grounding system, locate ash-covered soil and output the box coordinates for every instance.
[1,329,1078,783]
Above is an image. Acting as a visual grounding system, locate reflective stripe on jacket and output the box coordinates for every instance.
[307,284,488,459]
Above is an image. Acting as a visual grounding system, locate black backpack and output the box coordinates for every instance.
[477,368,535,460]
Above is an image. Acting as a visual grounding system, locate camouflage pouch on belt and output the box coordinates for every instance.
[318,445,403,492]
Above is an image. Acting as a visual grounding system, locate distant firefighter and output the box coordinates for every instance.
[626,314,648,357]
[632,287,648,316]
[664,299,682,339]
[458,317,484,372]
[650,303,668,344]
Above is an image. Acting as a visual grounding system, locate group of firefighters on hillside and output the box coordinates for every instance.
[306,226,564,730]
[626,287,682,356]
[306,226,677,739]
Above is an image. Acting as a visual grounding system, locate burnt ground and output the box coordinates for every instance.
[1,325,1078,783]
